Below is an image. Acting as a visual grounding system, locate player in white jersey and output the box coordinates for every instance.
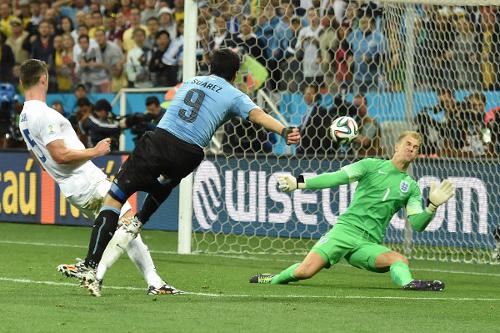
[18,59,180,296]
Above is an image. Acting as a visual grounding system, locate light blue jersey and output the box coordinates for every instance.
[157,75,258,148]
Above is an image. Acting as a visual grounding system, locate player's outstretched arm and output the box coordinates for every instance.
[278,170,350,192]
[248,108,300,145]
[408,179,455,232]
[46,138,111,164]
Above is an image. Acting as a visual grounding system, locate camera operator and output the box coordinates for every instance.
[125,96,164,143]
[80,99,121,151]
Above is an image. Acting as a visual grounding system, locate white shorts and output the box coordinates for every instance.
[67,179,132,220]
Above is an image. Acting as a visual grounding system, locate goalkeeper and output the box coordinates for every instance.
[250,131,454,291]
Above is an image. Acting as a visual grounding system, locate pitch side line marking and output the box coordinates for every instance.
[1,277,500,302]
[1,240,499,278]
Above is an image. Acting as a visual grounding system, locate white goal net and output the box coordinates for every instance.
[186,0,500,263]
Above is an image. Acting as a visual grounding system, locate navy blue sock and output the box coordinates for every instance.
[84,206,121,269]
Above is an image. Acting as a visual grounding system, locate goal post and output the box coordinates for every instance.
[178,0,499,263]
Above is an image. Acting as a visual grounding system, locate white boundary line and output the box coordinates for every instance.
[1,277,500,302]
[2,239,500,278]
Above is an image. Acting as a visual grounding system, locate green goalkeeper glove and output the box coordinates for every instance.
[277,175,306,192]
[426,179,455,213]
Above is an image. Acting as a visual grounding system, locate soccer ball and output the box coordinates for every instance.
[329,116,359,143]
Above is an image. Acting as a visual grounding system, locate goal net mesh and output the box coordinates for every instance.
[189,0,500,263]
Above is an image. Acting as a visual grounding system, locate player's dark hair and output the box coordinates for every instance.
[155,30,170,40]
[77,97,92,107]
[209,48,240,82]
[19,59,48,90]
[145,96,160,106]
[94,99,112,112]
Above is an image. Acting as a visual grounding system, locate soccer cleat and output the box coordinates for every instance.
[249,274,275,284]
[118,215,143,238]
[57,258,86,279]
[147,284,184,295]
[402,280,445,291]
[85,278,103,297]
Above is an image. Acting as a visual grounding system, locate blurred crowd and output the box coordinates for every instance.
[0,0,498,157]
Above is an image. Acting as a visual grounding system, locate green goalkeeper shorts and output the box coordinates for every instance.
[311,223,392,273]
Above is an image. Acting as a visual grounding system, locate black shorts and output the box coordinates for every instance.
[110,128,204,203]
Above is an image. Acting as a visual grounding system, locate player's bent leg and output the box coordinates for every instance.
[250,252,327,285]
[373,251,445,291]
[126,235,183,295]
[293,251,327,280]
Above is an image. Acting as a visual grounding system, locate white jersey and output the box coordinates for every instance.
[19,100,106,197]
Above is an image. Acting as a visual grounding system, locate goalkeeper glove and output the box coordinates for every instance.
[426,179,455,213]
[277,175,306,192]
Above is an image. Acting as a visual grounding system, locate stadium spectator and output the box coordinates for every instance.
[6,18,29,65]
[0,32,15,84]
[68,96,92,146]
[145,17,160,49]
[149,30,178,87]
[51,100,66,116]
[104,14,124,48]
[196,19,212,75]
[18,1,32,29]
[352,94,382,156]
[296,84,337,156]
[123,8,148,52]
[120,0,133,20]
[347,8,385,93]
[478,6,500,91]
[76,34,110,92]
[212,14,237,50]
[58,15,75,36]
[334,25,353,94]
[417,7,456,90]
[0,3,16,38]
[126,28,153,88]
[173,0,185,23]
[158,7,177,40]
[319,8,340,92]
[60,33,77,86]
[88,11,105,39]
[94,28,124,90]
[233,17,266,63]
[55,0,89,27]
[141,0,158,25]
[50,34,73,92]
[26,1,43,36]
[27,20,55,65]
[486,106,500,156]
[295,8,324,88]
[461,92,490,156]
[226,2,244,34]
[80,99,121,151]
[452,14,481,90]
[280,16,302,92]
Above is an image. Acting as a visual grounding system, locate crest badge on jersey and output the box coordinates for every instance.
[47,124,55,134]
[400,180,409,193]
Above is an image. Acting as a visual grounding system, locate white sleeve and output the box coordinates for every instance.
[38,112,65,146]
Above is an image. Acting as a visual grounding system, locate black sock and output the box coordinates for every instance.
[136,184,173,224]
[84,207,121,269]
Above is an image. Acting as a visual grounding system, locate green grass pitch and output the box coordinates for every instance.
[0,223,499,332]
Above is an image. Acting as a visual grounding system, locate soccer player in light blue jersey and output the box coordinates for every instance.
[66,48,301,296]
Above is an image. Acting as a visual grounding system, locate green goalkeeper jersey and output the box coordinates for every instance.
[338,158,423,243]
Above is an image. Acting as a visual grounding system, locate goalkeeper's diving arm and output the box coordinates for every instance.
[407,180,455,232]
[277,170,350,192]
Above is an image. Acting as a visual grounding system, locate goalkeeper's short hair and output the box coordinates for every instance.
[397,131,422,145]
